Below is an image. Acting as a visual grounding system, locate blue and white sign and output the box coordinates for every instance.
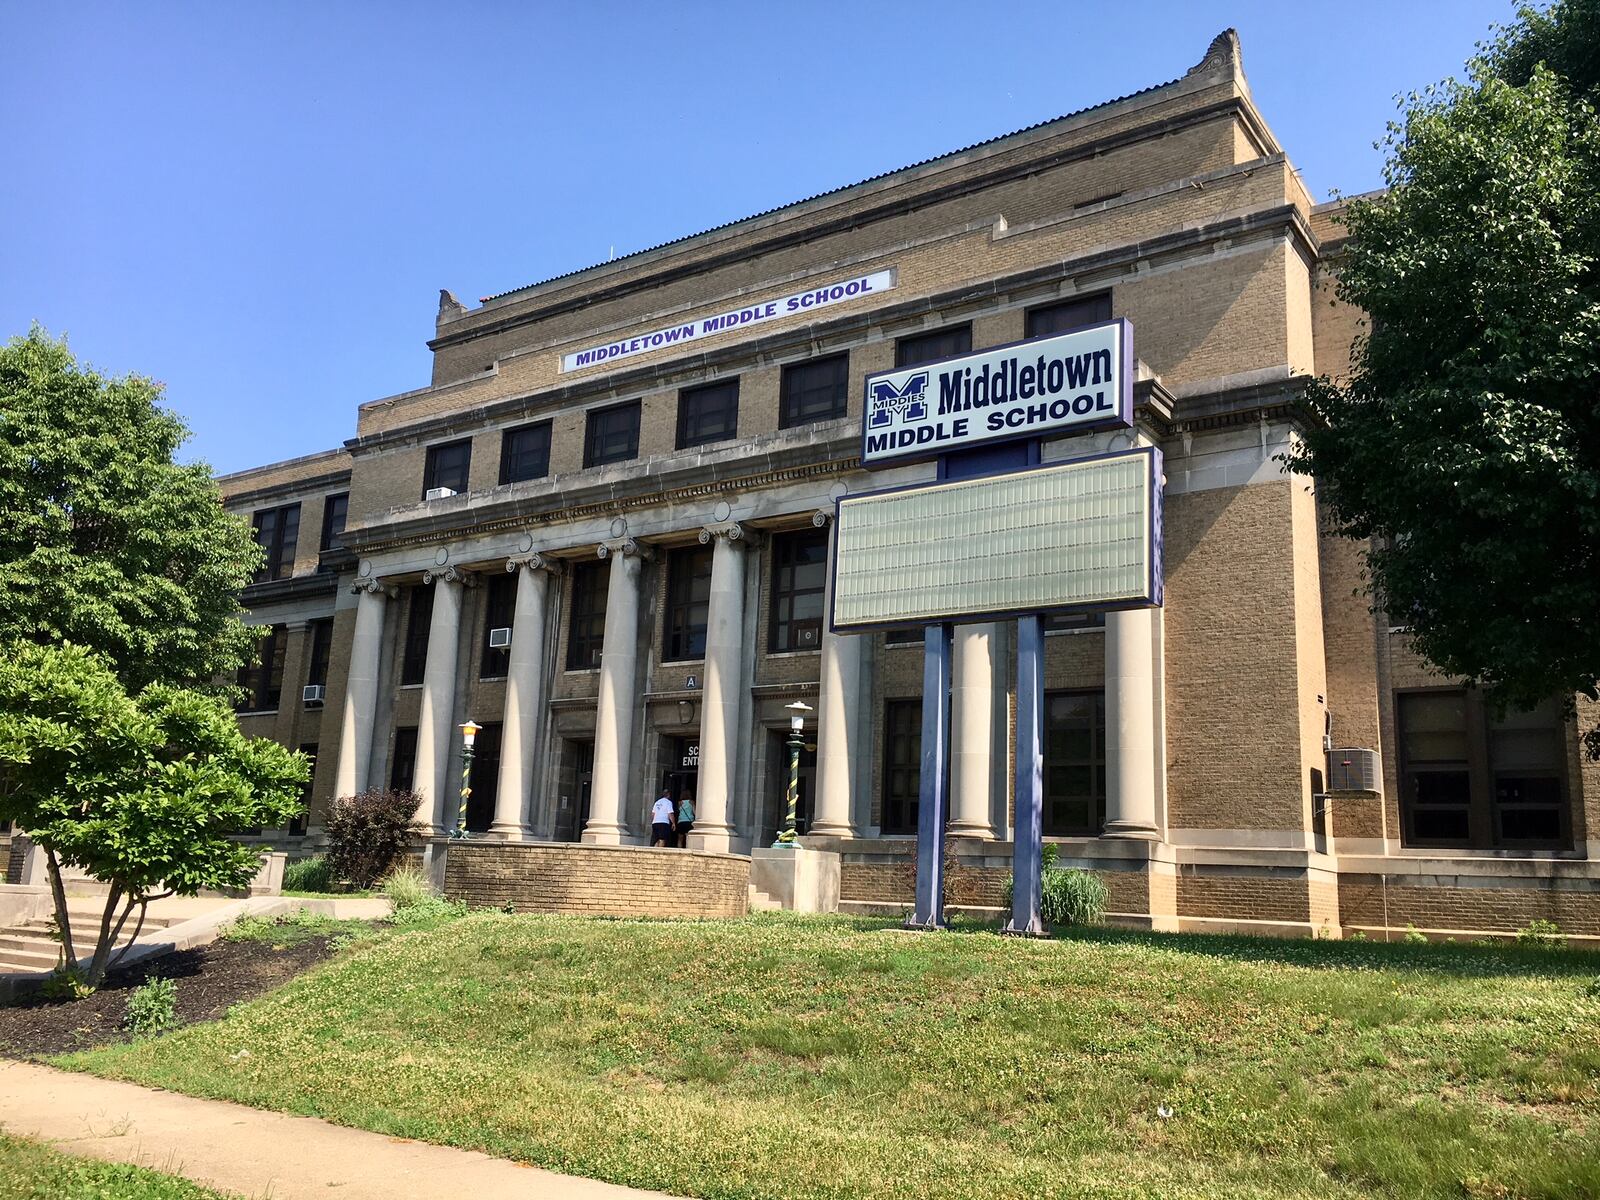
[562,268,897,373]
[860,318,1133,467]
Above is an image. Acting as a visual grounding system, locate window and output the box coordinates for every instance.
[499,422,552,485]
[885,627,922,646]
[584,400,641,467]
[390,727,419,792]
[1025,293,1113,340]
[881,699,922,834]
[779,353,849,428]
[895,324,971,369]
[768,529,828,652]
[676,380,739,449]
[400,585,434,686]
[567,560,610,669]
[319,493,348,551]
[480,572,516,678]
[236,624,287,712]
[251,504,300,582]
[305,618,333,689]
[423,440,472,497]
[1044,611,1106,632]
[1397,689,1569,849]
[664,545,714,660]
[1044,691,1106,835]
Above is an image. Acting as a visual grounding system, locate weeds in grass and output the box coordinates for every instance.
[380,863,435,910]
[124,976,177,1037]
[282,855,333,893]
[1517,918,1566,948]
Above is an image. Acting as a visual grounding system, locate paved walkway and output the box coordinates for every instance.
[0,1060,679,1199]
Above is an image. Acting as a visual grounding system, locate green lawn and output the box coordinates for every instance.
[60,912,1600,1200]
[0,1132,237,1199]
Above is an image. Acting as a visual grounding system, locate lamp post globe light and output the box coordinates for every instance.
[452,719,481,839]
[773,701,812,849]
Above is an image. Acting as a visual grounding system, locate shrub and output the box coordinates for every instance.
[1403,925,1429,944]
[125,976,177,1037]
[1003,847,1107,929]
[325,789,422,889]
[381,863,436,910]
[1516,918,1566,947]
[282,855,333,893]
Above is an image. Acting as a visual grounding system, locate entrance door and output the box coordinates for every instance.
[554,738,593,842]
[766,729,816,840]
[662,735,700,808]
[465,723,501,833]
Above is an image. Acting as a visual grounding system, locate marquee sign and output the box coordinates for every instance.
[561,268,897,373]
[830,447,1163,631]
[860,318,1133,467]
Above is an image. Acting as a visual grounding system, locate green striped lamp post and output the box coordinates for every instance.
[451,718,481,839]
[772,701,812,848]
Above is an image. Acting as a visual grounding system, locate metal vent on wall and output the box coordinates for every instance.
[1327,748,1379,792]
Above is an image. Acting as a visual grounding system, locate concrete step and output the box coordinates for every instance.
[747,885,783,913]
[0,946,65,972]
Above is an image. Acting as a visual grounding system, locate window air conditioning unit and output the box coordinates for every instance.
[1327,748,1379,792]
[488,627,512,649]
[424,486,458,501]
[796,625,820,649]
[301,684,325,706]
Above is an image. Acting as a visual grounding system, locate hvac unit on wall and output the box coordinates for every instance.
[301,684,325,706]
[1327,748,1379,792]
[424,486,458,501]
[488,627,512,649]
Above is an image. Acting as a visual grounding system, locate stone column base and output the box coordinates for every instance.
[750,846,841,913]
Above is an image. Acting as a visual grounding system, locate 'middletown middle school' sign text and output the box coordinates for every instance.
[860,318,1133,466]
[561,269,897,372]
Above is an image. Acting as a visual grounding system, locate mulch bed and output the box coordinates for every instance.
[0,934,339,1058]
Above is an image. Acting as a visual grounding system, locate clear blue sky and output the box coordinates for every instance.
[3,0,1515,475]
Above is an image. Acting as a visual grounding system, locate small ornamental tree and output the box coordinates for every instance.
[324,789,423,889]
[0,641,308,989]
[0,327,263,693]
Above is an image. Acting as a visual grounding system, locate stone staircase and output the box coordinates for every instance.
[747,884,783,913]
[0,902,178,975]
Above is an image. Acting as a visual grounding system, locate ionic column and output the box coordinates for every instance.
[691,522,748,852]
[334,579,390,800]
[583,539,649,844]
[412,566,466,836]
[948,623,1000,839]
[810,512,861,838]
[1104,606,1161,839]
[490,554,556,839]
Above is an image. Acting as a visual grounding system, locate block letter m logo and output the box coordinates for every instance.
[868,372,929,428]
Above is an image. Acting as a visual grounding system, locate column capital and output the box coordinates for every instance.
[507,552,561,575]
[811,508,832,528]
[350,577,397,598]
[598,537,652,562]
[698,521,749,547]
[422,564,470,586]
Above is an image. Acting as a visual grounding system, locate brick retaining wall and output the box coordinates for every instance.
[442,841,750,919]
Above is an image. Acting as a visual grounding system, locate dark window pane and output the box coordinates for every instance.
[236,624,287,712]
[768,529,829,652]
[895,325,971,369]
[584,401,641,467]
[1397,691,1473,847]
[664,545,714,660]
[252,503,301,582]
[319,493,348,551]
[885,627,922,645]
[499,422,552,485]
[881,699,922,834]
[1044,611,1106,632]
[390,727,419,792]
[423,440,472,497]
[677,380,739,449]
[400,585,434,686]
[306,618,333,688]
[567,560,610,669]
[780,353,849,427]
[480,572,517,677]
[1026,294,1113,339]
[1044,691,1105,835]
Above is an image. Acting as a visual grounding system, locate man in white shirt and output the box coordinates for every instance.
[650,790,676,847]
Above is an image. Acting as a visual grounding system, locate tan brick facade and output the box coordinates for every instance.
[216,31,1599,941]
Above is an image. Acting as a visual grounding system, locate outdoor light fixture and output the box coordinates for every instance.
[773,701,813,848]
[452,719,481,838]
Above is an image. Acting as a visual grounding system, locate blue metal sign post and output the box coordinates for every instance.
[907,622,952,929]
[1004,615,1045,936]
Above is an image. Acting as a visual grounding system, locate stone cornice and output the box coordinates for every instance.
[222,468,353,511]
[240,571,340,607]
[429,97,1262,355]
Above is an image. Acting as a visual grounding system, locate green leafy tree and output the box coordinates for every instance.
[1285,1,1600,753]
[0,641,307,990]
[0,326,263,692]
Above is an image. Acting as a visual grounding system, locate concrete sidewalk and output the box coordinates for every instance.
[0,1060,680,1199]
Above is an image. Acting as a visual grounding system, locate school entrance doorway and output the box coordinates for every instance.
[662,735,699,806]
[554,738,593,843]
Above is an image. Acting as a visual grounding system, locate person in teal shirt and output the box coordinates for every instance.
[676,791,695,848]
